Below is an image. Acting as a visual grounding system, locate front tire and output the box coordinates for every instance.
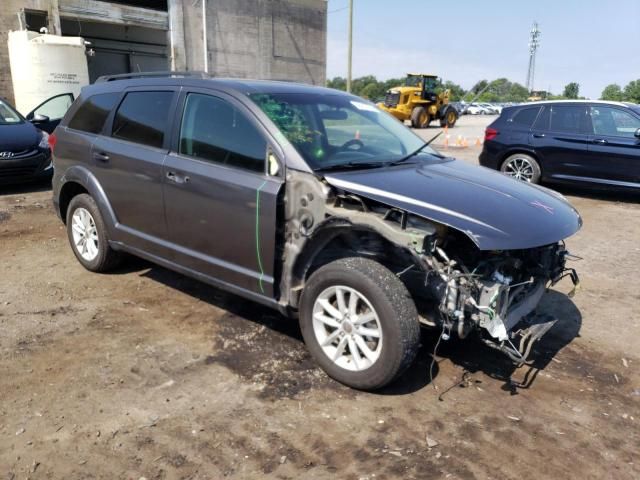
[410,106,430,129]
[66,193,122,272]
[501,153,542,184]
[299,257,420,390]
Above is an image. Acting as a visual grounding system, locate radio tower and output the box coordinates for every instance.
[526,22,541,93]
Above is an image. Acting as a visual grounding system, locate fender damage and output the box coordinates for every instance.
[279,161,581,365]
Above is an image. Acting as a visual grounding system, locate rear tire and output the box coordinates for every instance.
[411,106,430,128]
[66,193,122,272]
[299,257,420,390]
[500,153,542,184]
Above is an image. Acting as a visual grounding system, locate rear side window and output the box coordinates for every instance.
[68,93,120,134]
[510,107,541,127]
[112,91,174,148]
[178,93,266,172]
[549,105,589,134]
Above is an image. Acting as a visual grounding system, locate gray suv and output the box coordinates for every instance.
[52,72,581,390]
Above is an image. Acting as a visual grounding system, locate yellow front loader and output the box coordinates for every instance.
[377,74,458,129]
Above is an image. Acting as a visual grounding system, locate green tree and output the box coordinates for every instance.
[326,77,346,91]
[563,82,580,99]
[507,82,530,102]
[600,84,624,101]
[442,80,466,101]
[623,79,640,103]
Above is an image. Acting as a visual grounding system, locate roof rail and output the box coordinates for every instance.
[95,71,210,83]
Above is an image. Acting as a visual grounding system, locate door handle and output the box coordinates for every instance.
[593,138,608,144]
[532,133,545,138]
[93,151,110,162]
[166,171,190,184]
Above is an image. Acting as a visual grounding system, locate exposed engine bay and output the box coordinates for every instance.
[280,170,580,365]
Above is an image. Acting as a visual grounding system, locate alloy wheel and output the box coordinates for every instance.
[71,207,99,261]
[504,157,535,182]
[312,286,383,372]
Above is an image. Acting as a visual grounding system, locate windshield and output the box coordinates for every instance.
[249,92,437,170]
[0,99,23,125]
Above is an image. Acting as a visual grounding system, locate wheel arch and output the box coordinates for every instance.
[288,222,423,309]
[56,166,118,236]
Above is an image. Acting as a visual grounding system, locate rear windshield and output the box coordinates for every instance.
[0,99,23,125]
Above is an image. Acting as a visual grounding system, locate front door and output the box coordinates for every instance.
[92,88,177,255]
[585,105,640,187]
[529,104,591,182]
[163,91,282,297]
[26,93,75,133]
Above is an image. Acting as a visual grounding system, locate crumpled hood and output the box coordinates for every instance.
[324,158,582,250]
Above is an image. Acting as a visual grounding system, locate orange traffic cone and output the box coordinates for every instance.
[443,135,449,149]
[456,135,462,147]
[462,137,468,148]
[475,137,481,147]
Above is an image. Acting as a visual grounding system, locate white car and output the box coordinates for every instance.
[465,104,491,115]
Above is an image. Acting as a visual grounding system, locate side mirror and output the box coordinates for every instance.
[635,128,640,139]
[30,113,49,124]
[268,152,281,176]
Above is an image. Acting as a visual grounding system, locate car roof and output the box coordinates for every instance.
[517,99,632,108]
[82,75,341,97]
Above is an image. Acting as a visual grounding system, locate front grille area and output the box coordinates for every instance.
[384,91,400,107]
[0,165,39,178]
[0,148,38,159]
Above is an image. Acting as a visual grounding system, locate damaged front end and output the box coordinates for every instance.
[421,237,579,364]
[281,168,581,367]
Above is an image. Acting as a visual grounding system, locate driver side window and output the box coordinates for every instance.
[590,106,640,138]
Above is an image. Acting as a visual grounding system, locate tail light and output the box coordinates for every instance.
[48,132,57,152]
[484,127,498,141]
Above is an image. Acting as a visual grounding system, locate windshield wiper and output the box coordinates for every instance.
[387,131,443,166]
[316,161,388,172]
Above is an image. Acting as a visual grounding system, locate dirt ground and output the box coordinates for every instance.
[1,115,638,479]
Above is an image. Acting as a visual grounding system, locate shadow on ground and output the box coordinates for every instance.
[0,178,52,196]
[112,258,582,398]
[548,183,640,204]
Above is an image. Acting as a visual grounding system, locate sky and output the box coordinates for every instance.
[326,0,640,99]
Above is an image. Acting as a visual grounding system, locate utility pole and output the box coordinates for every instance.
[346,0,353,92]
[202,0,208,73]
[526,21,541,93]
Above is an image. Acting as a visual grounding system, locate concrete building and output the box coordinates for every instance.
[0,0,327,107]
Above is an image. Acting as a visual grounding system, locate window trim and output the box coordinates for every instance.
[169,88,284,178]
[589,104,640,139]
[105,86,179,151]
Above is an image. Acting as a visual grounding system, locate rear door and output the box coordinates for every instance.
[26,93,75,133]
[529,104,591,181]
[585,105,640,187]
[163,89,283,297]
[91,87,178,255]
